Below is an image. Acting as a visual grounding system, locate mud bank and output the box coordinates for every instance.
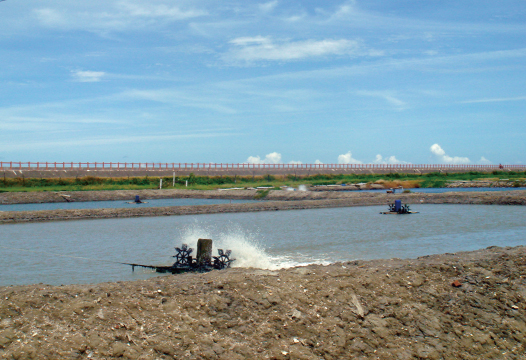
[1,246,526,359]
[447,180,525,188]
[1,190,525,224]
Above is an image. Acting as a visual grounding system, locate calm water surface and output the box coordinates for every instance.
[1,204,525,286]
[0,198,256,212]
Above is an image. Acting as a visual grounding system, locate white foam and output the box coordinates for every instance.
[176,222,321,270]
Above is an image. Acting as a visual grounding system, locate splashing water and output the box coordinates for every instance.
[177,221,302,270]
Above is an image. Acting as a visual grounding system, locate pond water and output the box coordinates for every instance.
[1,187,524,212]
[1,204,525,286]
[0,198,256,212]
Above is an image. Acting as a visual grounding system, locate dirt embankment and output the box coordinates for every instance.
[1,190,525,224]
[1,246,526,359]
[447,181,525,188]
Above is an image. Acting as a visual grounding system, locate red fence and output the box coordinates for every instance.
[0,161,524,171]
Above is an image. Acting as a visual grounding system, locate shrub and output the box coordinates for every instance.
[254,189,270,199]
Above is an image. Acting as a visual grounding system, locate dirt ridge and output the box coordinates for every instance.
[1,245,526,359]
[1,190,525,224]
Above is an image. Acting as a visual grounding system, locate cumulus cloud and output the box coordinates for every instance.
[246,152,282,164]
[224,36,361,63]
[289,160,303,165]
[430,144,470,164]
[373,154,409,164]
[337,151,362,164]
[314,159,323,164]
[72,70,106,82]
[478,156,492,165]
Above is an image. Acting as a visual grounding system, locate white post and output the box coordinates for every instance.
[173,172,175,187]
[185,180,188,187]
[160,178,163,189]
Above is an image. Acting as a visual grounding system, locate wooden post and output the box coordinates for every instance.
[196,239,213,266]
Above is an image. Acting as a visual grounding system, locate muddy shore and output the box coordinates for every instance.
[1,189,525,224]
[1,246,526,359]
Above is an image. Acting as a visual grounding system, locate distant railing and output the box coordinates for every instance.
[0,161,524,171]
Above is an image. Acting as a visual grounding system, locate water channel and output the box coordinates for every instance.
[1,204,525,286]
[1,187,524,212]
[0,198,256,212]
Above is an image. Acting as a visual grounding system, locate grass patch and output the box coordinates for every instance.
[1,171,525,193]
[254,189,271,199]
[420,179,448,188]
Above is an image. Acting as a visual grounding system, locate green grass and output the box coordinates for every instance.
[0,171,524,193]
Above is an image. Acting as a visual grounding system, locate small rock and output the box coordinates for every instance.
[452,280,462,287]
[291,309,303,319]
[112,342,128,357]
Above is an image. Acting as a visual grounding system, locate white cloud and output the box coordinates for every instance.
[430,144,445,156]
[356,90,407,109]
[224,36,362,63]
[246,152,282,164]
[373,154,409,164]
[337,151,362,164]
[33,2,206,32]
[314,159,323,164]
[118,1,206,20]
[34,8,68,28]
[72,70,106,82]
[459,96,526,104]
[0,132,237,152]
[478,156,492,165]
[289,160,302,165]
[116,88,238,114]
[430,144,470,164]
[327,1,358,20]
[259,1,278,13]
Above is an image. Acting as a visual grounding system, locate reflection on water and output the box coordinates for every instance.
[1,204,525,286]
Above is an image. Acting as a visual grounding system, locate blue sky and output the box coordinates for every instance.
[1,0,525,165]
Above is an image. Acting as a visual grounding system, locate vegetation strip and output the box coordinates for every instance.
[1,170,525,192]
[1,191,525,224]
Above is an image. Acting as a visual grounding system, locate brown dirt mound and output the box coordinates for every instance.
[1,246,526,359]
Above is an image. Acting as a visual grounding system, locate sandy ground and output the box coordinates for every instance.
[1,189,525,224]
[1,189,526,359]
[1,246,526,359]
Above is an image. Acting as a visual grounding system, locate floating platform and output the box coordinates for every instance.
[124,241,234,274]
[381,200,418,215]
[380,211,419,215]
